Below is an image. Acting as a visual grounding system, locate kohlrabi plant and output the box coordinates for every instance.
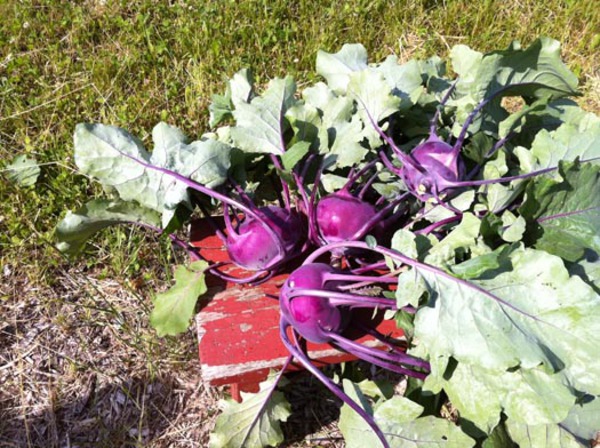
[55,37,600,448]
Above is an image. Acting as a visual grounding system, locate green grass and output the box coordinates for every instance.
[0,1,599,444]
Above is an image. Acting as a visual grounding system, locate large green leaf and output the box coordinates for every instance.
[149,261,208,337]
[505,397,600,448]
[230,76,297,155]
[338,379,475,448]
[209,69,255,128]
[424,358,576,433]
[74,122,231,228]
[527,108,600,171]
[316,43,368,94]
[453,37,578,103]
[55,199,161,256]
[560,396,600,443]
[301,81,372,170]
[412,246,600,402]
[325,114,370,169]
[569,257,600,292]
[209,374,291,448]
[449,38,579,136]
[414,247,600,431]
[349,69,402,124]
[423,213,482,267]
[375,57,424,106]
[520,162,600,262]
[5,154,41,187]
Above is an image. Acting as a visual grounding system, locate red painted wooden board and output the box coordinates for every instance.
[190,218,405,400]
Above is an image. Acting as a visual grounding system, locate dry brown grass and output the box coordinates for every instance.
[0,265,222,447]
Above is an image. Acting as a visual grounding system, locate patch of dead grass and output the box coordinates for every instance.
[0,265,221,447]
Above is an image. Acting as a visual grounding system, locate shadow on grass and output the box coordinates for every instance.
[0,372,217,448]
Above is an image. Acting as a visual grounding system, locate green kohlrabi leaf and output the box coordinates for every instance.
[324,114,370,169]
[424,357,576,433]
[527,107,600,172]
[301,82,355,158]
[348,69,402,124]
[149,261,208,337]
[423,212,482,267]
[560,396,600,443]
[450,245,508,280]
[208,69,254,127]
[230,76,297,155]
[410,246,600,432]
[5,154,41,187]
[319,173,348,193]
[505,419,591,448]
[338,379,475,448]
[449,37,579,136]
[316,43,368,94]
[209,69,255,128]
[300,80,372,170]
[416,246,600,387]
[74,122,231,228]
[302,82,354,124]
[55,199,161,256]
[520,161,600,262]
[280,141,310,171]
[285,102,321,149]
[505,395,600,447]
[499,211,526,243]
[453,37,578,104]
[375,57,424,106]
[568,256,600,292]
[209,374,291,448]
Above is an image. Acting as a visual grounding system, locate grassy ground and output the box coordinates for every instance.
[1,0,599,446]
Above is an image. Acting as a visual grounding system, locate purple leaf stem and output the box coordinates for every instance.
[305,240,551,324]
[287,287,397,310]
[279,318,391,448]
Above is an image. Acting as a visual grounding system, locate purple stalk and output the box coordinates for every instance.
[356,96,421,171]
[227,175,256,208]
[353,321,410,349]
[286,287,397,310]
[279,318,391,448]
[324,273,398,285]
[326,331,430,372]
[378,150,403,176]
[414,215,462,235]
[538,205,600,223]
[222,204,238,237]
[270,154,291,210]
[327,333,427,379]
[196,201,227,242]
[345,159,380,191]
[447,165,558,188]
[136,221,271,283]
[449,155,600,191]
[358,170,380,200]
[350,261,389,275]
[463,130,516,181]
[339,192,410,245]
[304,241,552,325]
[429,79,459,137]
[307,164,324,244]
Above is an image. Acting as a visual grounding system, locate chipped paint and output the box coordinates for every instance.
[239,323,253,332]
